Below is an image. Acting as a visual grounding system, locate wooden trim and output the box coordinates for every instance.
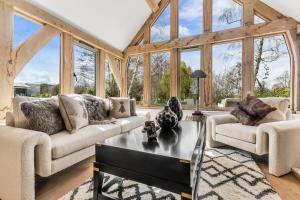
[145,0,159,13]
[128,0,170,47]
[253,0,285,21]
[14,25,60,75]
[120,57,129,96]
[170,49,178,97]
[1,0,124,59]
[125,18,298,55]
[242,0,254,98]
[60,32,74,94]
[143,53,151,106]
[203,0,212,32]
[97,50,106,97]
[106,53,122,91]
[170,0,178,40]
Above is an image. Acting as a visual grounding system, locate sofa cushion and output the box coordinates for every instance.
[116,116,147,133]
[110,97,131,118]
[231,107,257,126]
[216,123,257,144]
[51,124,121,159]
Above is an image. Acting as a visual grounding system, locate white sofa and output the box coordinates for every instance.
[0,97,150,200]
[207,112,300,177]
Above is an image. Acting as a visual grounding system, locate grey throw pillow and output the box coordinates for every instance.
[82,95,106,123]
[59,95,89,133]
[109,97,130,118]
[21,99,65,135]
[130,99,137,116]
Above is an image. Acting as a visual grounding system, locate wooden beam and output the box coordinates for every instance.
[242,0,254,98]
[143,53,151,106]
[253,0,285,21]
[120,57,128,97]
[106,53,122,90]
[128,0,170,46]
[203,0,212,108]
[60,32,74,94]
[0,1,13,119]
[170,0,178,97]
[126,18,298,55]
[14,25,60,75]
[1,0,124,59]
[97,50,106,97]
[145,0,159,12]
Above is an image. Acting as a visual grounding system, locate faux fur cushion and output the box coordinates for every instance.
[59,95,89,133]
[130,99,137,116]
[238,94,276,121]
[109,97,130,118]
[82,95,107,123]
[21,99,65,135]
[231,107,258,126]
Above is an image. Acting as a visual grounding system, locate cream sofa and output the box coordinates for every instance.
[207,98,300,177]
[0,96,150,200]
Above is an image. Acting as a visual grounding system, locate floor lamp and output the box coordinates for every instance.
[191,70,207,116]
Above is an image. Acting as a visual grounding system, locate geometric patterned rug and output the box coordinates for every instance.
[59,148,281,200]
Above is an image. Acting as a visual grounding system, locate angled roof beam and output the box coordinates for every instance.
[145,0,159,12]
[1,0,124,59]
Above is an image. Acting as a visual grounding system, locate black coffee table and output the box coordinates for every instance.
[93,120,206,200]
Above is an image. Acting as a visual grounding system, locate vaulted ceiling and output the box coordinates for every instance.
[26,0,298,52]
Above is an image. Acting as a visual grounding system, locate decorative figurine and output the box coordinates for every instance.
[142,121,160,140]
[156,106,178,129]
[167,96,183,121]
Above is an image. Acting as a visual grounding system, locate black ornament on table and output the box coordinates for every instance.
[142,121,160,140]
[156,105,178,129]
[167,96,183,121]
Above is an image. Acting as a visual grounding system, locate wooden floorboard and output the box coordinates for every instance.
[36,155,300,200]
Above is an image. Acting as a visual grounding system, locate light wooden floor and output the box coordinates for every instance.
[36,155,300,200]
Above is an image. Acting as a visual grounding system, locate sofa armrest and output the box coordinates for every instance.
[206,114,238,148]
[257,120,300,176]
[136,110,151,120]
[0,126,51,200]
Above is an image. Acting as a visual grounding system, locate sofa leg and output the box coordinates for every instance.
[206,139,224,148]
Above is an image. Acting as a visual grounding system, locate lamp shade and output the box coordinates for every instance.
[190,70,207,78]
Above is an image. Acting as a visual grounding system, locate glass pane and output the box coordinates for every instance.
[14,14,42,48]
[151,52,170,105]
[179,0,203,37]
[127,56,144,106]
[74,44,96,95]
[254,15,265,24]
[151,4,171,43]
[14,36,60,97]
[180,49,201,110]
[212,0,242,32]
[105,60,120,97]
[212,41,242,107]
[254,35,291,98]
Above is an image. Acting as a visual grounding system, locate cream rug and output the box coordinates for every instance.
[59,148,280,200]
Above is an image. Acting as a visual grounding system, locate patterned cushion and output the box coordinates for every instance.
[238,94,276,121]
[21,99,65,135]
[109,97,130,118]
[230,107,257,126]
[81,94,106,123]
[59,94,89,133]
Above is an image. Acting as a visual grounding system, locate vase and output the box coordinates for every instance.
[167,96,183,121]
[156,106,178,129]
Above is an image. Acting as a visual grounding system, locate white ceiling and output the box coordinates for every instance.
[261,0,300,21]
[27,0,160,51]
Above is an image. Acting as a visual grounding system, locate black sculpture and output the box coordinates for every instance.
[167,96,183,121]
[156,106,178,129]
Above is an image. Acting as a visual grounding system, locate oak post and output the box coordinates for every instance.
[170,0,178,97]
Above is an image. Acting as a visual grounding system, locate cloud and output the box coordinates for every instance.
[179,0,203,21]
[15,70,57,85]
[179,25,191,36]
[151,25,170,41]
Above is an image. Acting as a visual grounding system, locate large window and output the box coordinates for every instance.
[105,60,120,97]
[127,56,144,105]
[212,0,242,32]
[212,41,242,107]
[151,52,170,105]
[254,35,291,98]
[179,0,203,38]
[73,44,96,95]
[180,48,202,109]
[14,15,60,97]
[151,4,171,43]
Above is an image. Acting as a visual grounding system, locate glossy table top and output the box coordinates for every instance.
[103,121,204,161]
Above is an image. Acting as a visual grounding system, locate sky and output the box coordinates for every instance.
[14,0,290,90]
